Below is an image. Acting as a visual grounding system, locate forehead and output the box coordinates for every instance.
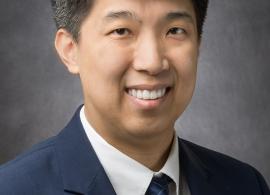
[88,0,196,23]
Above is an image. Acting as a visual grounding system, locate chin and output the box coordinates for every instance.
[123,120,174,139]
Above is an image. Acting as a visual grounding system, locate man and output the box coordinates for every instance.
[0,0,269,194]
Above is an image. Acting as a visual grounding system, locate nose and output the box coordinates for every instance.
[132,34,169,75]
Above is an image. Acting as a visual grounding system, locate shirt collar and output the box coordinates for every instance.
[158,134,180,193]
[80,106,180,195]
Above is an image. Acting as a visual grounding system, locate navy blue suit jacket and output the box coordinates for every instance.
[0,106,269,195]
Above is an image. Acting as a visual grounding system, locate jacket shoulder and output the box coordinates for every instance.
[180,138,248,168]
[0,136,62,194]
[180,139,270,194]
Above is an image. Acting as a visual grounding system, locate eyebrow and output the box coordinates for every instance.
[103,10,194,24]
[165,11,194,24]
[103,10,141,22]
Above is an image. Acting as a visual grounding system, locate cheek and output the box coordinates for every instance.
[93,41,132,78]
[171,45,198,82]
[170,45,198,110]
[78,40,133,102]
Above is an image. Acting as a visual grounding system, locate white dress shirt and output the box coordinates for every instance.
[80,106,190,195]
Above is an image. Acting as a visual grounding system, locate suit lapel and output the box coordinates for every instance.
[179,139,218,195]
[55,106,116,195]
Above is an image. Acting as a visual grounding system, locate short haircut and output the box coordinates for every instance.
[51,0,209,42]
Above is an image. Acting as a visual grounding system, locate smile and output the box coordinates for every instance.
[127,88,169,100]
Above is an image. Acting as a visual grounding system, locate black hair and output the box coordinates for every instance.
[191,0,209,38]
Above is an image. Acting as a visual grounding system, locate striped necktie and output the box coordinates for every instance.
[145,174,173,195]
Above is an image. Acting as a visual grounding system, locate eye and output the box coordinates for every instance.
[167,27,185,36]
[110,28,131,37]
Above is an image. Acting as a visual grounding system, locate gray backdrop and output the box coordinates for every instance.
[0,0,269,185]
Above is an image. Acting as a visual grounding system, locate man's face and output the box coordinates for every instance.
[74,0,199,144]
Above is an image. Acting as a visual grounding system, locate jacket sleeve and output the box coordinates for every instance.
[252,167,270,195]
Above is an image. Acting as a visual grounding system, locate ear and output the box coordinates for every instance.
[54,29,79,74]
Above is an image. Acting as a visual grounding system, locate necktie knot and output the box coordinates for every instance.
[145,174,173,195]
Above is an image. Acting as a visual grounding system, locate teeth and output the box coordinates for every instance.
[137,90,143,99]
[142,90,150,99]
[127,88,167,100]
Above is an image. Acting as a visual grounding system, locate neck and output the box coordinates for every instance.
[103,129,175,171]
[130,135,175,171]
